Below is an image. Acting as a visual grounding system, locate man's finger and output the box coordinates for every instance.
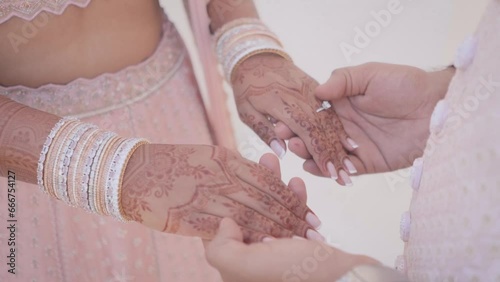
[206,218,245,274]
[206,218,244,265]
[215,218,244,243]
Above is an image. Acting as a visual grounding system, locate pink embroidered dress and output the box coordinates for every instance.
[0,1,231,281]
[397,1,500,280]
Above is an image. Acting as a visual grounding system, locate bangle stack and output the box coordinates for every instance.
[37,117,149,221]
[214,18,292,82]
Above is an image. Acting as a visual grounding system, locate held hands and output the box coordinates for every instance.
[121,144,322,242]
[206,218,378,282]
[232,53,358,186]
[279,63,455,176]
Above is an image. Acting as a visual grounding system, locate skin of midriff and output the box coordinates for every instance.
[0,0,164,88]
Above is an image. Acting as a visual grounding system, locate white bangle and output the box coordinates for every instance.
[213,17,264,42]
[216,23,271,59]
[214,18,291,82]
[80,131,114,212]
[105,138,148,221]
[37,117,76,194]
[51,121,81,200]
[69,127,99,207]
[57,123,96,205]
[88,132,117,214]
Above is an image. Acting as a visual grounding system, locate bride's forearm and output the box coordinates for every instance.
[0,96,148,221]
[0,96,59,183]
[207,0,259,31]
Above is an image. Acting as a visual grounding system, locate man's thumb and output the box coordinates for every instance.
[315,64,374,101]
[206,218,244,267]
[214,218,244,243]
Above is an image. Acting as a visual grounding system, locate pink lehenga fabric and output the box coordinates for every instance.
[0,17,224,282]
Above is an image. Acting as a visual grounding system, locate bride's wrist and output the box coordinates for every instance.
[232,52,291,79]
[121,143,149,222]
[120,144,175,231]
[208,1,259,32]
[214,17,291,83]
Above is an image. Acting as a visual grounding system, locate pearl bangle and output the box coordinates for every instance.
[37,117,76,194]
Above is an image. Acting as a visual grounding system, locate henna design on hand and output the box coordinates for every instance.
[231,54,352,182]
[0,97,60,182]
[207,0,259,32]
[121,144,313,242]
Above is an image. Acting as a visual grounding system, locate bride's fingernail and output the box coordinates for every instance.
[306,212,322,229]
[306,229,326,242]
[263,237,275,243]
[347,138,359,149]
[343,159,358,174]
[270,140,286,159]
[293,236,306,240]
[339,170,353,186]
[327,162,338,180]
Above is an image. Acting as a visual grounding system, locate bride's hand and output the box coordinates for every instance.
[121,145,322,242]
[232,53,357,186]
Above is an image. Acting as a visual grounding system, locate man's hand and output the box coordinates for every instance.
[277,63,455,175]
[206,218,378,282]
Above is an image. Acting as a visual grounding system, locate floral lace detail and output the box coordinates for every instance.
[0,18,186,119]
[0,0,91,24]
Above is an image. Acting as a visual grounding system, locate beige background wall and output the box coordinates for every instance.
[160,0,489,266]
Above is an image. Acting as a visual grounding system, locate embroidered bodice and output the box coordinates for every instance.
[0,0,91,24]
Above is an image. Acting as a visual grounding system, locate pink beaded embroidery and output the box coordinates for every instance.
[0,0,92,24]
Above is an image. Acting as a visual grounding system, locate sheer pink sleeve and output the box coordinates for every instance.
[183,0,237,150]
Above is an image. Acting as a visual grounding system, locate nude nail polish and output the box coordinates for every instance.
[339,170,353,186]
[347,138,359,149]
[306,229,326,242]
[327,162,338,180]
[270,140,286,159]
[306,212,322,229]
[292,236,306,240]
[343,159,358,174]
